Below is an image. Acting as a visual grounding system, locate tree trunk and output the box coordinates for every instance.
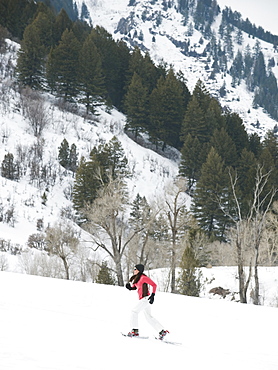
[114,253,124,286]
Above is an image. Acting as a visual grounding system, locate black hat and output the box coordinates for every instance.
[135,264,144,273]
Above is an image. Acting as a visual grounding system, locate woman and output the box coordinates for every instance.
[125,264,169,340]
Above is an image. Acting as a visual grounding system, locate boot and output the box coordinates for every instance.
[127,329,139,337]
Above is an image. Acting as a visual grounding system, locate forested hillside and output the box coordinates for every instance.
[0,0,278,305]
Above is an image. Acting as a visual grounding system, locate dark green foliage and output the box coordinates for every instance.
[179,134,209,189]
[96,261,116,285]
[181,95,207,143]
[224,112,249,157]
[230,50,244,86]
[0,0,37,39]
[210,128,238,167]
[90,26,130,108]
[58,138,70,168]
[178,246,202,297]
[124,72,149,138]
[78,32,106,113]
[46,29,81,99]
[149,68,186,149]
[126,48,162,96]
[58,139,78,171]
[1,153,18,180]
[69,143,78,173]
[72,137,129,211]
[192,147,230,240]
[52,8,73,45]
[16,19,47,88]
[236,148,257,215]
[41,0,78,21]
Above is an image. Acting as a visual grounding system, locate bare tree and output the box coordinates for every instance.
[162,177,191,293]
[222,166,277,304]
[21,87,48,137]
[261,201,278,265]
[45,222,80,280]
[83,177,144,286]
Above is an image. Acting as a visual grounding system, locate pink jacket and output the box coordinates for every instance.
[133,275,157,300]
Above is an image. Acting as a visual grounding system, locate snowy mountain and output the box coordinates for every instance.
[0,0,278,294]
[0,38,183,273]
[73,0,278,136]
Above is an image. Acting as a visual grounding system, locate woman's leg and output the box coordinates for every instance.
[130,297,149,329]
[143,304,164,332]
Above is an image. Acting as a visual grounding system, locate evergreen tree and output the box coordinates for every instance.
[91,26,129,108]
[250,51,267,91]
[126,47,161,96]
[78,32,106,113]
[230,50,244,86]
[243,44,253,79]
[149,69,185,149]
[46,29,81,100]
[210,128,238,167]
[178,246,202,297]
[96,261,116,285]
[72,137,128,211]
[124,72,149,138]
[192,79,212,113]
[248,132,262,158]
[179,134,209,189]
[69,143,78,173]
[236,148,257,216]
[1,153,18,180]
[72,156,99,211]
[224,112,249,157]
[180,95,207,143]
[205,98,225,137]
[53,8,72,45]
[192,147,230,239]
[58,138,70,169]
[16,20,46,88]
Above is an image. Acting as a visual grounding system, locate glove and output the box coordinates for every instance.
[148,293,155,304]
[126,283,136,291]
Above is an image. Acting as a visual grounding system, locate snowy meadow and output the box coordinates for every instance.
[1,271,278,370]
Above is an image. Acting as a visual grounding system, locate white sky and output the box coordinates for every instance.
[216,0,278,35]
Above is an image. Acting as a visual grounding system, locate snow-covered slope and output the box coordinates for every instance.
[0,39,181,253]
[1,271,278,369]
[75,0,278,137]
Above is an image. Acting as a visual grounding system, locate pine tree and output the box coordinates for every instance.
[180,95,207,143]
[96,261,116,285]
[126,48,161,95]
[224,112,249,157]
[58,138,70,169]
[53,8,73,45]
[192,147,230,239]
[178,246,202,296]
[17,20,46,88]
[149,68,186,149]
[78,32,106,114]
[237,148,257,216]
[210,128,238,167]
[69,143,78,173]
[46,29,81,100]
[91,26,129,108]
[179,134,209,189]
[124,72,149,138]
[72,156,99,211]
[72,137,128,211]
[1,153,18,180]
[230,50,244,86]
